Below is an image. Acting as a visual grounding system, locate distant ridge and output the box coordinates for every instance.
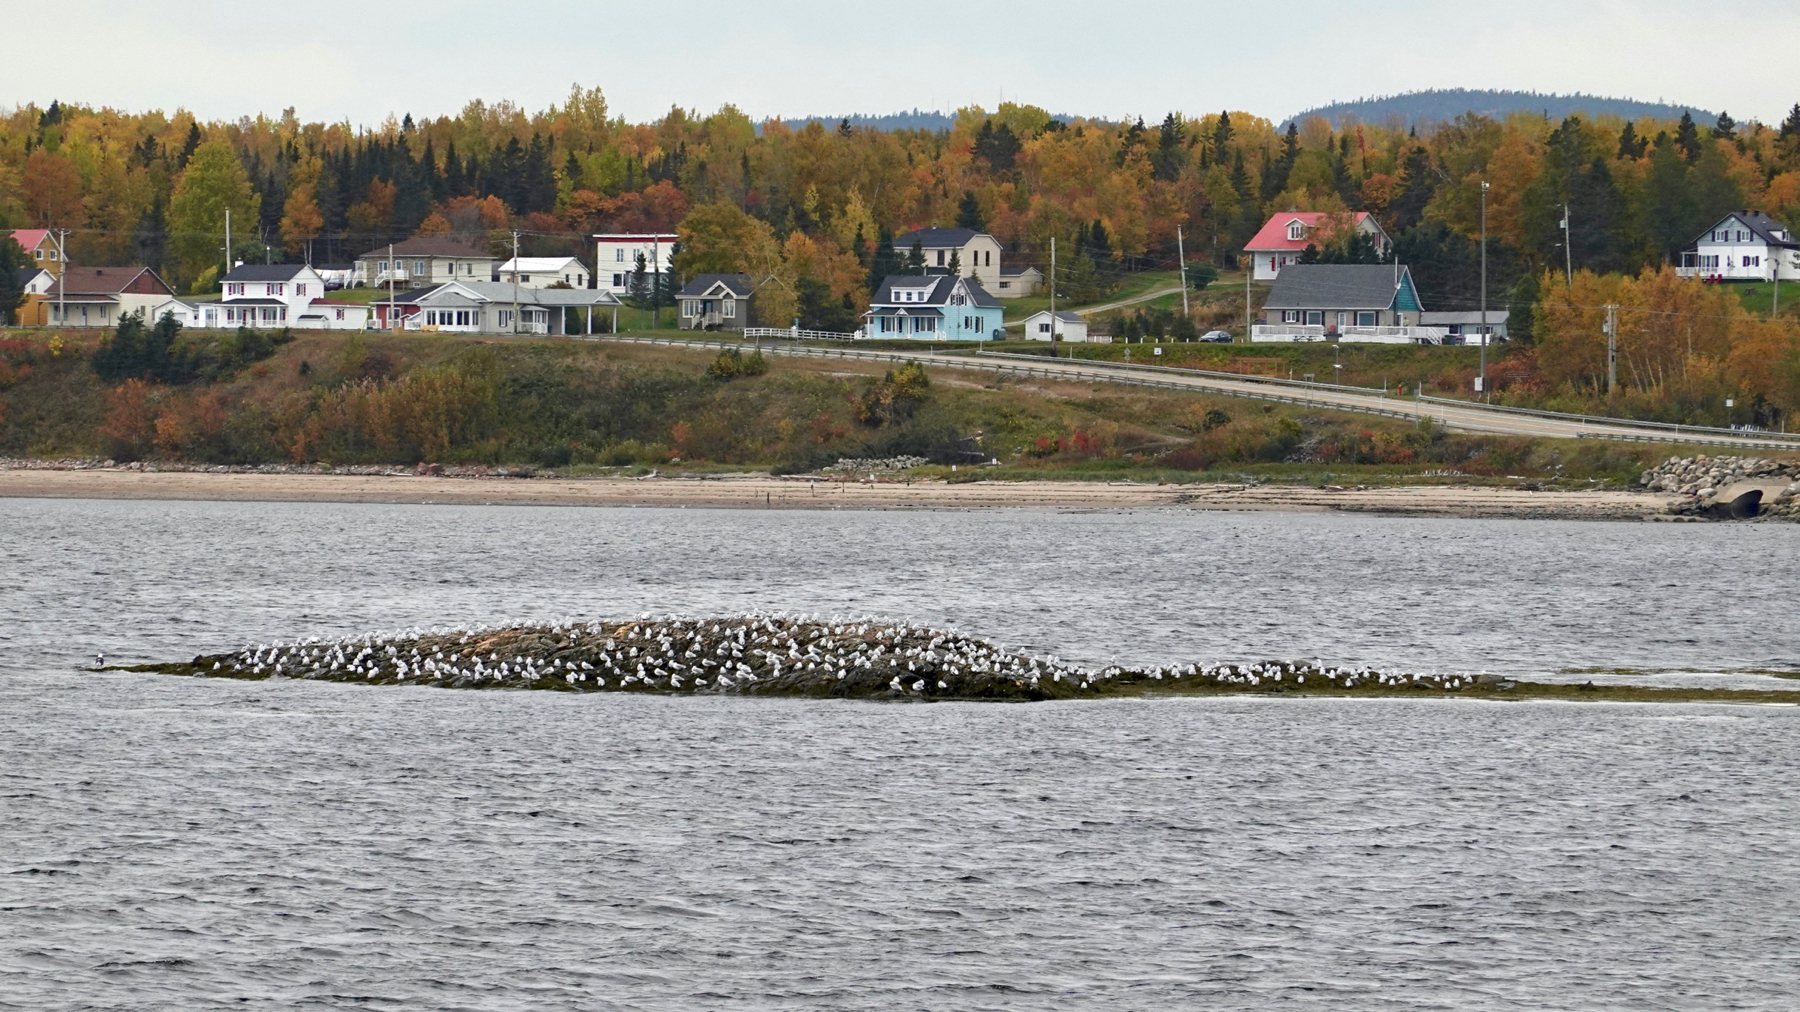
[1285,89,1718,129]
[774,109,1090,133]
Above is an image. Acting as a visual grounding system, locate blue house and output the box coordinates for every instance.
[864,274,1005,341]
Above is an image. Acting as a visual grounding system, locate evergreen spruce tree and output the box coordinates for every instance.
[1388,146,1436,231]
[906,241,925,274]
[0,236,27,324]
[178,122,202,169]
[628,252,651,307]
[422,139,447,204]
[1152,113,1187,181]
[1617,122,1647,159]
[868,224,901,292]
[444,140,467,198]
[1712,111,1736,139]
[1212,111,1233,161]
[949,249,962,277]
[1675,112,1702,163]
[955,191,985,231]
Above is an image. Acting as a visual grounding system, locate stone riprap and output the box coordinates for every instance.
[823,456,929,474]
[129,616,1492,701]
[1638,455,1800,518]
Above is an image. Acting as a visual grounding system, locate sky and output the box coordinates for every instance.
[8,0,1799,128]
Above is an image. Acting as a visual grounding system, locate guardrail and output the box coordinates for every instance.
[1418,394,1800,447]
[579,334,1800,449]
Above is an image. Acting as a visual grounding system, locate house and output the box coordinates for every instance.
[369,281,621,335]
[594,233,678,295]
[1244,212,1390,281]
[1679,210,1800,281]
[496,256,590,290]
[1419,310,1509,345]
[44,267,183,329]
[7,229,65,278]
[863,274,1004,341]
[1020,310,1090,343]
[995,265,1043,298]
[11,266,54,325]
[677,274,755,331]
[352,236,496,289]
[191,264,332,328]
[892,227,1005,292]
[1256,264,1441,344]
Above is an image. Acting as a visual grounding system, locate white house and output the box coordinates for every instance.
[892,227,1006,292]
[1419,310,1509,345]
[1020,310,1090,342]
[1244,211,1390,281]
[353,236,496,288]
[178,264,368,330]
[496,256,589,289]
[370,281,621,335]
[594,233,677,295]
[1679,210,1800,281]
[45,267,185,328]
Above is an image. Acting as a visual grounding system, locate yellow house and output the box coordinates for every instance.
[7,229,65,279]
[12,266,55,326]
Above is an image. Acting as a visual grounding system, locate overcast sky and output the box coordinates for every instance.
[9,1,1798,127]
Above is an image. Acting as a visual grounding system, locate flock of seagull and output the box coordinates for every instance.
[145,613,1489,700]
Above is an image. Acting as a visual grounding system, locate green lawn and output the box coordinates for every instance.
[1733,281,1800,318]
[1001,269,1190,322]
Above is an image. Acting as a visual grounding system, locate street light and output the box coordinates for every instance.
[1479,180,1489,402]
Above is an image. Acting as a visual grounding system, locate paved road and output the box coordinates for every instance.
[592,335,1800,451]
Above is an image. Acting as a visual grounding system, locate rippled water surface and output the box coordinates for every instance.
[4,498,1799,1009]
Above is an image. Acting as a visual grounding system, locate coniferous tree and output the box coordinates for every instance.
[868,224,901,292]
[628,251,651,306]
[1212,111,1233,161]
[1640,132,1701,263]
[444,140,467,198]
[955,191,985,230]
[1617,122,1647,159]
[133,195,168,275]
[178,122,202,169]
[1712,111,1736,139]
[0,236,27,324]
[422,139,447,204]
[906,240,925,274]
[1781,104,1800,141]
[1387,146,1435,231]
[1675,111,1702,162]
[1152,113,1187,182]
[949,248,962,277]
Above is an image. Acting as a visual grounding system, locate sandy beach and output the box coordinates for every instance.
[0,467,1680,518]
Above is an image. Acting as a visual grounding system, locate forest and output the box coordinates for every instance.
[5,87,1800,421]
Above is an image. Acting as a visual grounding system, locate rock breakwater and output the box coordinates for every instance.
[130,615,1492,701]
[1638,455,1800,519]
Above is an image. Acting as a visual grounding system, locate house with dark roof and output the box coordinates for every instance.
[677,274,755,331]
[353,236,497,288]
[1019,309,1090,343]
[11,266,54,325]
[1245,212,1390,281]
[892,227,1006,293]
[1679,210,1800,281]
[1257,264,1442,344]
[995,265,1043,298]
[368,280,621,335]
[44,267,183,329]
[863,274,1003,341]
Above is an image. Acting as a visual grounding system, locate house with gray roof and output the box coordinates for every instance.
[369,280,621,335]
[892,227,1006,293]
[354,236,497,289]
[864,274,1003,341]
[677,274,755,331]
[1680,209,1800,281]
[1019,310,1090,343]
[1257,264,1443,344]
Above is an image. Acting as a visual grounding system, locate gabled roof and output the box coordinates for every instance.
[357,236,495,260]
[45,266,173,297]
[1024,310,1085,323]
[1263,264,1419,311]
[15,266,51,288]
[871,274,1000,308]
[370,281,620,307]
[678,273,754,298]
[1419,310,1511,326]
[999,265,1042,276]
[894,227,990,248]
[497,257,585,272]
[223,263,316,283]
[1245,212,1384,252]
[1695,210,1799,249]
[8,228,53,252]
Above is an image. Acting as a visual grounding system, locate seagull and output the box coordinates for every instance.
[94,652,105,669]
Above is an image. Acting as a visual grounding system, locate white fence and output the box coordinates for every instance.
[1340,326,1449,345]
[1251,325,1327,343]
[743,326,861,341]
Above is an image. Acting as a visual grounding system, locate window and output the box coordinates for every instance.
[999,281,1011,290]
[498,310,514,328]
[879,316,898,334]
[1287,221,1306,240]
[723,299,735,318]
[915,317,937,333]
[616,249,625,261]
[296,284,306,296]
[682,300,697,317]
[935,250,945,266]
[414,261,425,275]
[1356,311,1377,327]
[1306,311,1323,326]
[520,275,531,283]
[335,308,345,321]
[1038,322,1051,333]
[378,261,387,271]
[456,311,470,326]
[1282,310,1300,324]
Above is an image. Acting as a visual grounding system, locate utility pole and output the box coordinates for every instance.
[1479,180,1489,401]
[1604,303,1618,396]
[1176,224,1189,318]
[1048,237,1057,358]
[510,230,521,335]
[53,228,69,328]
[652,234,662,330]
[1561,202,1573,286]
[223,208,232,286]
[388,242,396,331]
[1244,254,1252,340]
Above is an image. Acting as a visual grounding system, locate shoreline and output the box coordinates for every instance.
[0,467,1683,518]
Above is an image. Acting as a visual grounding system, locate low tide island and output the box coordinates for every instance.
[121,616,1799,704]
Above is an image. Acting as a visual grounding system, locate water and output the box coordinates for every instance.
[4,498,1799,1009]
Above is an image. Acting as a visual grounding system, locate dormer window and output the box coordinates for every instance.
[1287,220,1307,241]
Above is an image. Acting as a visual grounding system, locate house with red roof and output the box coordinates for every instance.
[7,229,65,278]
[1244,212,1389,282]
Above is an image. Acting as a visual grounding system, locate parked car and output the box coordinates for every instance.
[1199,330,1233,343]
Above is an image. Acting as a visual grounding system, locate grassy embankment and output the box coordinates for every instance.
[0,326,1755,483]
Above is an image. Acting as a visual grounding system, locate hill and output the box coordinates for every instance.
[1285,89,1717,129]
